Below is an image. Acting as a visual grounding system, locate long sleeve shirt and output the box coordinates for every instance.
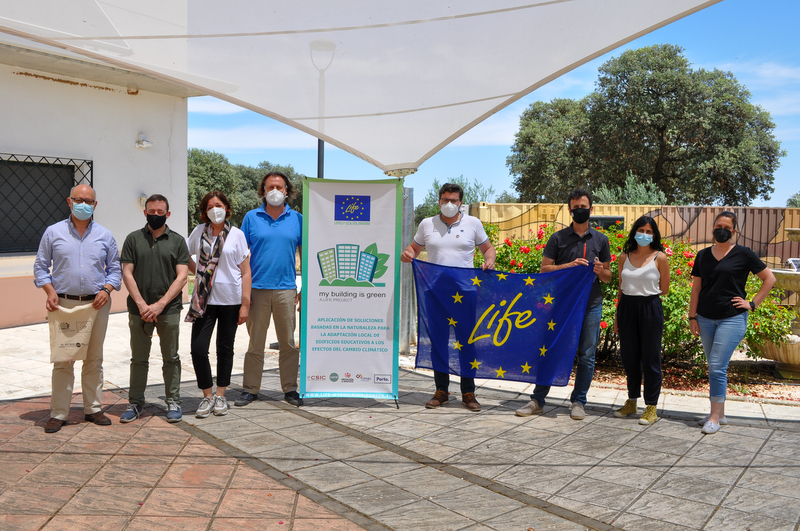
[33,218,122,296]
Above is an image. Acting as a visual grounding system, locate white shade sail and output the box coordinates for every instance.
[0,0,720,173]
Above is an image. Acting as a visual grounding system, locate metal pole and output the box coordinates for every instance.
[318,67,325,179]
[317,139,324,179]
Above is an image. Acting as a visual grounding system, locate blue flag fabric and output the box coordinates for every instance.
[413,260,596,386]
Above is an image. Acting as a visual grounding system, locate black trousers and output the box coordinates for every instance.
[190,304,241,390]
[617,294,663,405]
[434,371,475,395]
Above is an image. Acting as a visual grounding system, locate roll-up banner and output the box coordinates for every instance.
[300,178,401,400]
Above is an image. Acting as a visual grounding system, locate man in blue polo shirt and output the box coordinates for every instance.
[237,171,303,407]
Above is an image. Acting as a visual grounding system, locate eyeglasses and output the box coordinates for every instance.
[439,198,461,204]
[70,197,96,205]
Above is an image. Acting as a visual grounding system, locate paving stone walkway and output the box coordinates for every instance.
[0,391,364,530]
[173,368,800,531]
[2,313,800,530]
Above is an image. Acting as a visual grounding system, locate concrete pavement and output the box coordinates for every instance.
[1,310,799,530]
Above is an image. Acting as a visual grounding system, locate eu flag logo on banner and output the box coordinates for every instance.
[334,195,371,221]
[413,260,595,386]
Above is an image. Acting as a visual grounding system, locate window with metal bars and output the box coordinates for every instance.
[0,153,93,254]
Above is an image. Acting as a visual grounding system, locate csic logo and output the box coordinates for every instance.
[308,375,326,381]
[329,373,339,382]
[374,374,391,384]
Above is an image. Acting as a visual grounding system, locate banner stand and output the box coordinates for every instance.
[300,178,402,405]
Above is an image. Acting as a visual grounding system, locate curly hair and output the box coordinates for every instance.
[258,171,295,203]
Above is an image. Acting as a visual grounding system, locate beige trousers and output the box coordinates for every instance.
[243,288,298,394]
[50,297,111,419]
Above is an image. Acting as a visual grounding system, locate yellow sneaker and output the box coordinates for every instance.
[613,399,638,418]
[638,405,658,425]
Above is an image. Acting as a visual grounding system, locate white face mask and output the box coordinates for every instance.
[440,202,459,218]
[266,189,286,207]
[208,206,226,224]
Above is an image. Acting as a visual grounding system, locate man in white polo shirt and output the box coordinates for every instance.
[401,182,496,411]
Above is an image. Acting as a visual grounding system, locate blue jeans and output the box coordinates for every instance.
[696,312,747,403]
[531,302,603,407]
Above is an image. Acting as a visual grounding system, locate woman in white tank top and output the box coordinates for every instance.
[612,216,670,425]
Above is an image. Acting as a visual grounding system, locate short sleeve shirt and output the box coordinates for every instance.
[413,213,489,268]
[240,204,302,290]
[187,224,250,305]
[121,225,191,315]
[691,245,766,319]
[543,225,611,307]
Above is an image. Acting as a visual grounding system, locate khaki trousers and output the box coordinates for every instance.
[244,289,298,394]
[51,297,111,420]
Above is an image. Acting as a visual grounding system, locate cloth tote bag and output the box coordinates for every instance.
[48,303,98,363]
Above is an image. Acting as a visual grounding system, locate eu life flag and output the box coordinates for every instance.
[413,260,595,386]
[334,195,371,221]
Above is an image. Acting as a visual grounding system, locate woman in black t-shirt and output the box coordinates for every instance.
[689,211,775,435]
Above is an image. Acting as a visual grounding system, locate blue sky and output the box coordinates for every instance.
[188,0,800,207]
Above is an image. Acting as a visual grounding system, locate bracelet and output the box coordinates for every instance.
[688,316,696,321]
[100,287,112,296]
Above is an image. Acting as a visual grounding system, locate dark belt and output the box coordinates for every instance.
[58,293,96,301]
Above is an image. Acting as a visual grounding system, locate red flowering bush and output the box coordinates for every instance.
[476,222,555,274]
[475,220,795,364]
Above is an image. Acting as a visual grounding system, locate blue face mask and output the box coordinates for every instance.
[634,232,653,247]
[71,202,94,220]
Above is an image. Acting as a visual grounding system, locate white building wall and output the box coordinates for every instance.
[0,63,188,327]
[0,63,188,242]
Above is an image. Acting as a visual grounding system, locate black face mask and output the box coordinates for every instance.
[713,227,732,243]
[147,214,167,230]
[570,208,591,224]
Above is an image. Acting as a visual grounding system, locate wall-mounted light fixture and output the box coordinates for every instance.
[135,133,153,149]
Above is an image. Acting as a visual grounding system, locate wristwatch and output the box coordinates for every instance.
[688,316,697,321]
[749,301,756,311]
[100,287,112,296]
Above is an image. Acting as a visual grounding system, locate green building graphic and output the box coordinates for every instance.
[317,248,337,280]
[336,244,360,278]
[316,245,379,284]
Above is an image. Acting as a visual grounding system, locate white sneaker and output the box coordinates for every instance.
[195,397,213,418]
[701,420,721,434]
[213,395,229,416]
[515,399,543,417]
[570,401,586,420]
[698,415,727,426]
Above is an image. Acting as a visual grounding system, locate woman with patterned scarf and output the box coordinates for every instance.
[186,191,251,418]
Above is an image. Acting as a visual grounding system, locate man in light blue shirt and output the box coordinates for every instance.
[33,184,121,433]
[237,171,303,407]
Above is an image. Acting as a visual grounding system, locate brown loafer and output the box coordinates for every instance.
[462,392,481,412]
[85,411,112,426]
[44,417,67,433]
[425,390,450,409]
